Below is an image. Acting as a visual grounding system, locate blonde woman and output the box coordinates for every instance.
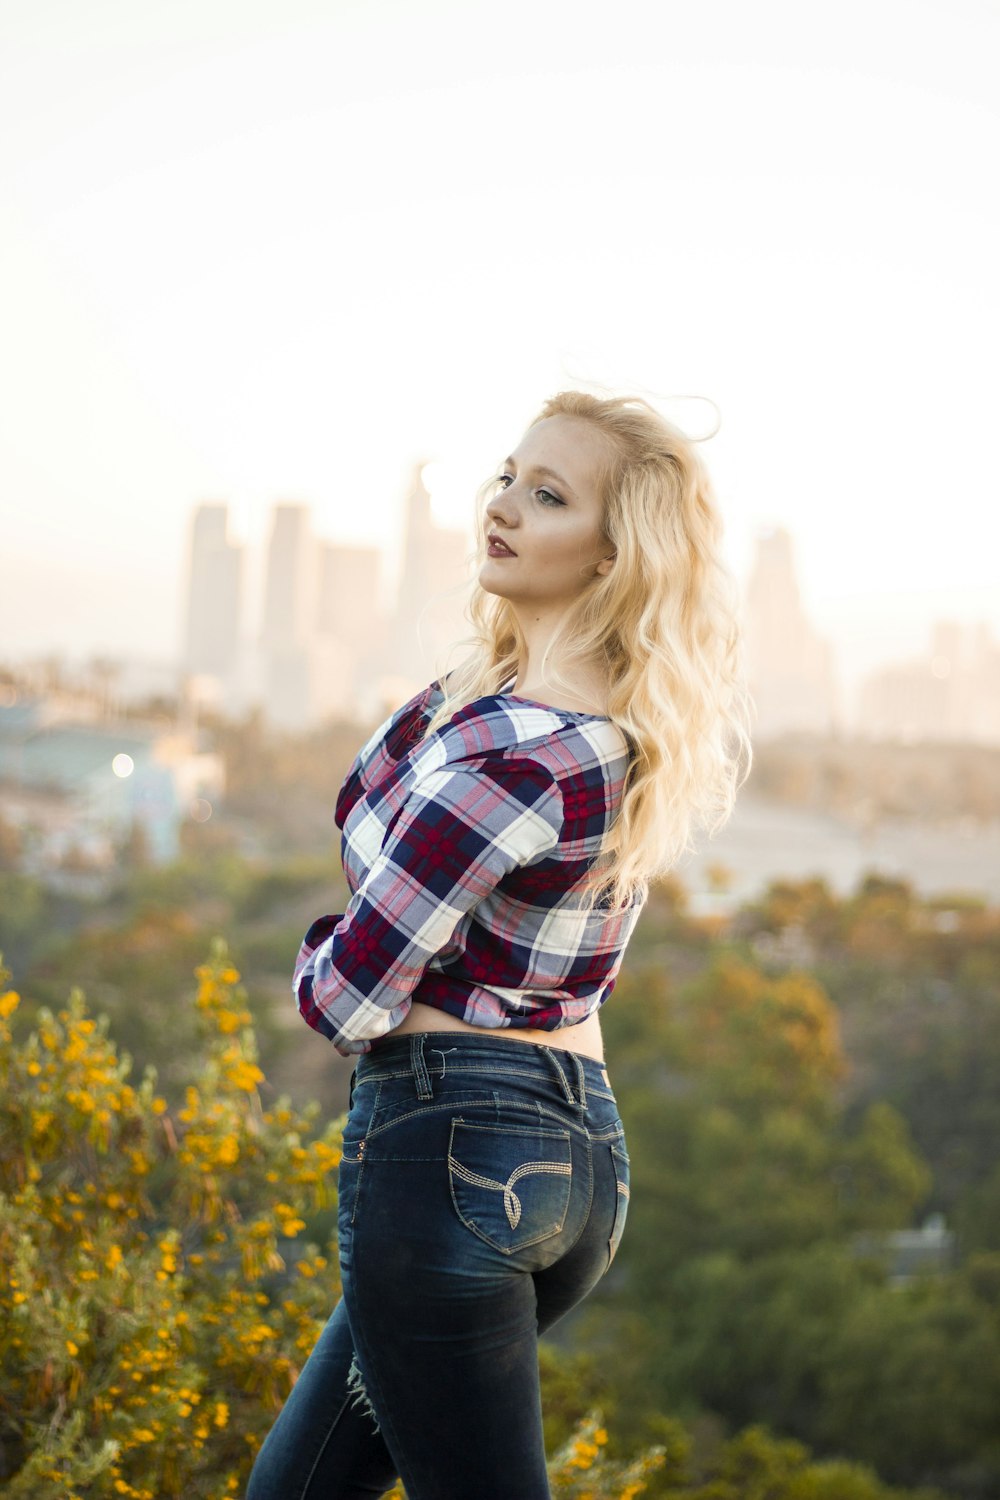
[246,390,752,1500]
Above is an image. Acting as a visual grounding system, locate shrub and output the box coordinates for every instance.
[0,942,342,1499]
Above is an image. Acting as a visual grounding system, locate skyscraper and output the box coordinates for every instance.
[259,503,321,729]
[182,503,243,680]
[387,463,472,700]
[260,503,317,655]
[318,541,388,716]
[741,526,840,737]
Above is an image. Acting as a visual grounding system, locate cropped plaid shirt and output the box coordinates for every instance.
[293,675,647,1056]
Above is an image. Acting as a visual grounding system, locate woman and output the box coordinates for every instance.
[246,389,753,1500]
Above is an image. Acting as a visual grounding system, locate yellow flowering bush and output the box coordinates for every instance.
[0,941,343,1500]
[547,1413,666,1498]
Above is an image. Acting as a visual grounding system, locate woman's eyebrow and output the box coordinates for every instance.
[502,458,577,500]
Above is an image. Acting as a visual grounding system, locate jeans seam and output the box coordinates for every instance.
[336,1319,415,1500]
[362,1098,607,1142]
[295,1391,360,1500]
[607,1145,631,1268]
[561,1134,596,1260]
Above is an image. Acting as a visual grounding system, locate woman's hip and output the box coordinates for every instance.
[336,1031,627,1280]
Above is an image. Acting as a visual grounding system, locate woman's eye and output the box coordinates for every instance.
[537,488,564,507]
[496,473,514,490]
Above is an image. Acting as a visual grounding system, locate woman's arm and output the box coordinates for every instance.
[294,754,564,1055]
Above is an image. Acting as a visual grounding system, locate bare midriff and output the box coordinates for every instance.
[387,1000,606,1062]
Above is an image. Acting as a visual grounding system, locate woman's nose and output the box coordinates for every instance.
[489,480,522,513]
[486,500,515,528]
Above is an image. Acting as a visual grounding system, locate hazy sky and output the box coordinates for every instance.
[1,0,997,691]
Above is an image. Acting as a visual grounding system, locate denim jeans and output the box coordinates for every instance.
[245,1030,630,1500]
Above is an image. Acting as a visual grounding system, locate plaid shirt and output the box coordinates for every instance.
[294,676,647,1055]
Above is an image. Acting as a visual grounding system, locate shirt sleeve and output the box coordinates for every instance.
[293,754,564,1055]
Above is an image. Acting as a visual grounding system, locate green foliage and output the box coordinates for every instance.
[5,857,1000,1496]
[653,1423,943,1499]
[0,872,49,952]
[594,891,1000,1495]
[810,1269,1000,1482]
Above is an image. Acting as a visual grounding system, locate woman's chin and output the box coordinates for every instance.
[478,564,513,597]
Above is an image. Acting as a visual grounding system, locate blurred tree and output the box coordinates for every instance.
[0,809,23,871]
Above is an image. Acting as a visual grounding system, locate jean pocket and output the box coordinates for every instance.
[447,1119,573,1254]
[608,1143,631,1267]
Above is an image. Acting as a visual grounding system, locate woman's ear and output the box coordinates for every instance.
[596,554,616,576]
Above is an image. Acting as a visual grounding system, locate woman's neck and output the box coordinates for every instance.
[501,611,610,714]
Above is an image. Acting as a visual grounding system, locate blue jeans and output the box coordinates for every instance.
[245,1031,631,1500]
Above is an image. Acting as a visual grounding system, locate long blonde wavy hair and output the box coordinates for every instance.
[417,389,755,914]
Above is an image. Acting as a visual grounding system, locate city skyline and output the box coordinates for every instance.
[1,1,997,697]
[174,487,1000,744]
[4,476,997,732]
[4,472,999,757]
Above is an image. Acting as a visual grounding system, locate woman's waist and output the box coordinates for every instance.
[358,1024,616,1103]
[388,1000,605,1062]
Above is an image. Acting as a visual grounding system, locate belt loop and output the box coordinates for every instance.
[347,1067,358,1111]
[572,1053,587,1111]
[537,1044,575,1105]
[410,1034,433,1099]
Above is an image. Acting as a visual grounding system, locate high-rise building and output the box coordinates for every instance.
[856,658,951,742]
[857,619,1000,744]
[741,526,840,738]
[182,503,242,679]
[386,463,472,704]
[259,503,324,729]
[318,542,389,719]
[260,503,317,655]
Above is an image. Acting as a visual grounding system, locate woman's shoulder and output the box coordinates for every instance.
[427,681,630,780]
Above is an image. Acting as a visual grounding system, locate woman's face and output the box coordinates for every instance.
[481,415,615,610]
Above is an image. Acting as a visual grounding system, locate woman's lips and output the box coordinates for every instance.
[487,538,516,556]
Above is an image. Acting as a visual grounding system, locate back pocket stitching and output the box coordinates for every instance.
[448,1120,573,1251]
[448,1156,572,1230]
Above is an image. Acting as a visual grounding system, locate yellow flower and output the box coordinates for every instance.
[0,990,19,1018]
[224,1056,265,1093]
[66,1340,79,1356]
[216,1134,240,1166]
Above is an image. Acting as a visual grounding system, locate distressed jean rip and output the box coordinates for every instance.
[347,1353,381,1430]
